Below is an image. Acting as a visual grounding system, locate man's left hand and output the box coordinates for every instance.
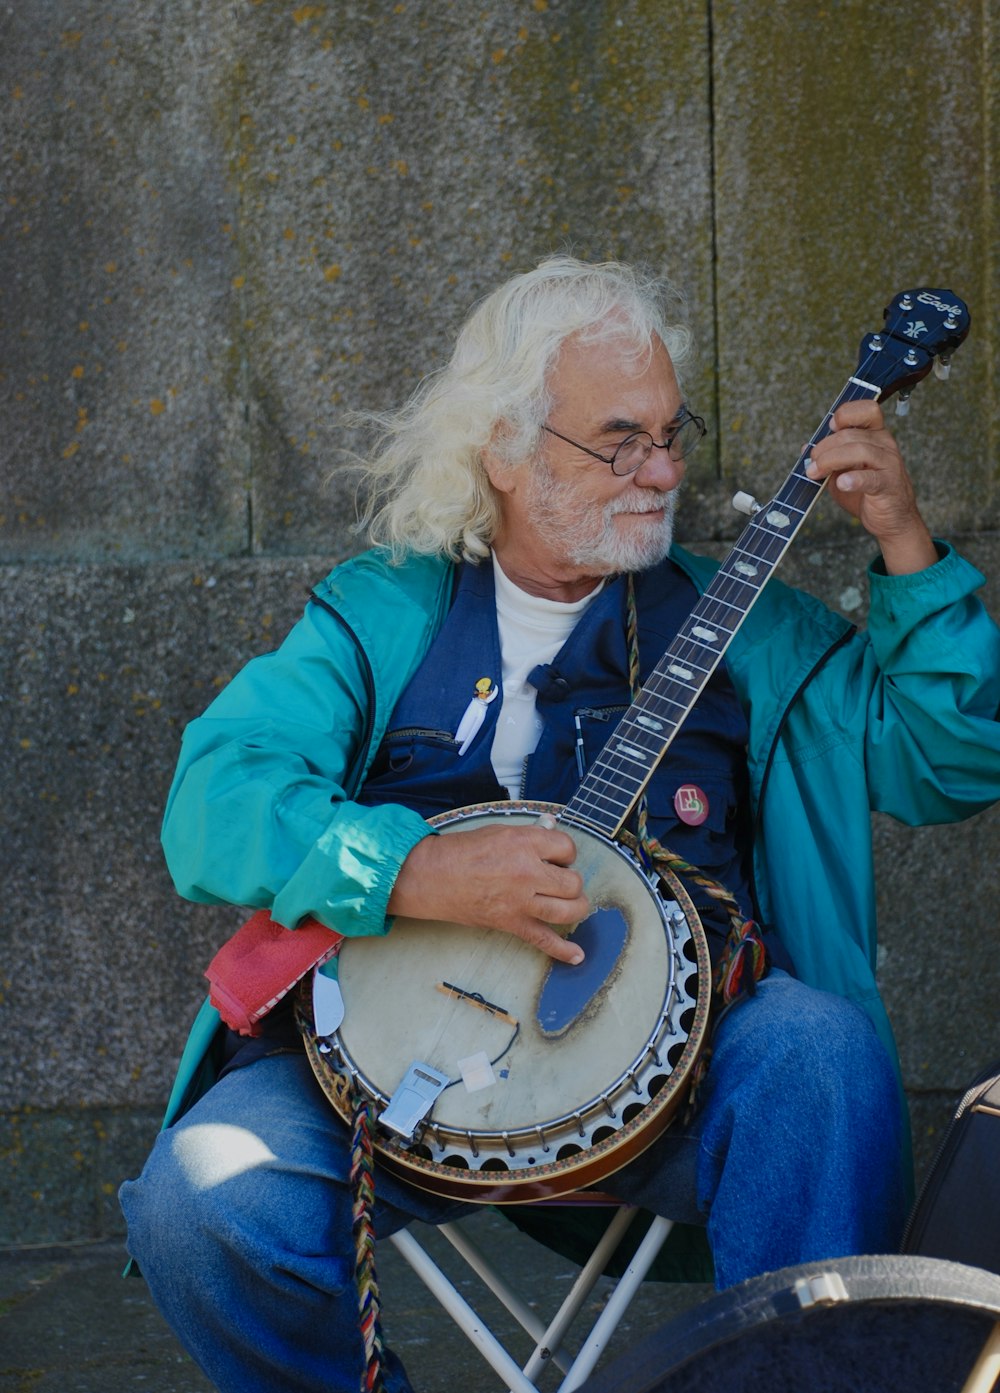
[805,400,938,575]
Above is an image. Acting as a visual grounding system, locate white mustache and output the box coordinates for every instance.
[606,489,674,516]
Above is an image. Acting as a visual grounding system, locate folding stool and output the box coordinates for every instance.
[388,1196,686,1392]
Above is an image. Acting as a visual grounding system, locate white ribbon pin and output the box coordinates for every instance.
[454,677,499,755]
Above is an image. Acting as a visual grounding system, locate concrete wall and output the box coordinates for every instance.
[1,0,997,1244]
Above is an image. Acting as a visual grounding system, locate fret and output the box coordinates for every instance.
[761,499,809,527]
[591,733,662,771]
[593,730,666,768]
[632,711,671,734]
[687,620,731,644]
[646,650,705,680]
[638,681,698,716]
[593,761,657,790]
[676,594,747,630]
[662,652,713,682]
[599,714,663,747]
[772,484,818,517]
[623,695,681,726]
[730,533,786,568]
[572,778,645,820]
[702,573,761,608]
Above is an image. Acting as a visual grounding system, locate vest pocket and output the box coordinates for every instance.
[364,728,458,780]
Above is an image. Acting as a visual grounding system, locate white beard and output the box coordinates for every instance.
[525,468,678,574]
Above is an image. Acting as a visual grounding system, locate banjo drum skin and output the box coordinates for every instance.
[300,801,711,1203]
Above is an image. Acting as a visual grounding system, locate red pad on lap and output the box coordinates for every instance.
[205,909,343,1036]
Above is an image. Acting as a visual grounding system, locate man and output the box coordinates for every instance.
[122,257,1000,1393]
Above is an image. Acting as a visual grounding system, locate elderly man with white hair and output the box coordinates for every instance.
[122,256,1000,1393]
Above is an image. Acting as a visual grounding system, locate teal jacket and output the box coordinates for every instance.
[160,542,1000,1128]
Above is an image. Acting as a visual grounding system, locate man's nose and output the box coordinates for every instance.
[633,447,685,491]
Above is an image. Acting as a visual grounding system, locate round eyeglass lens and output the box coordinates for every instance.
[611,435,655,475]
[669,415,705,461]
[611,417,705,475]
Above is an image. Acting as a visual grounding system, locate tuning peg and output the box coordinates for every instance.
[732,491,762,516]
[895,393,911,417]
[934,355,952,381]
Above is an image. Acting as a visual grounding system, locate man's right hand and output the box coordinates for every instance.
[387,822,590,964]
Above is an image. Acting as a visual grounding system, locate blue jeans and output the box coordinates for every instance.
[120,972,905,1393]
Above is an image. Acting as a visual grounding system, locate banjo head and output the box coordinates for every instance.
[299,801,711,1202]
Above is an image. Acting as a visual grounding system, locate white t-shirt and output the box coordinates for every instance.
[490,552,604,799]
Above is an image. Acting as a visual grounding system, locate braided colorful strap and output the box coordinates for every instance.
[716,918,769,1002]
[625,574,769,1007]
[350,1089,385,1393]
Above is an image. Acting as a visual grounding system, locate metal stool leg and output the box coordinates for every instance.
[390,1208,677,1393]
[388,1226,541,1393]
[555,1215,676,1393]
[518,1206,645,1387]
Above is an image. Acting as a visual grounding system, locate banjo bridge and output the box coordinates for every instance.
[437,981,518,1026]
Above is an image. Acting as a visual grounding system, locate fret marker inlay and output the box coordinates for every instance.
[615,744,650,763]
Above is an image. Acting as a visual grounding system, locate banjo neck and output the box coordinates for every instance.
[562,288,970,841]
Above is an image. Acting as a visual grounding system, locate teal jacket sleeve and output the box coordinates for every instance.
[161,593,433,937]
[847,543,1000,823]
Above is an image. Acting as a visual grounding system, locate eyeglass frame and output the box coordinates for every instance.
[541,406,706,476]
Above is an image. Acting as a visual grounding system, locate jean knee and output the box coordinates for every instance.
[120,1123,220,1276]
[123,1115,359,1303]
[706,975,900,1143]
[792,991,896,1107]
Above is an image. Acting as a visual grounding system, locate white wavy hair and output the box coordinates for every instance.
[356,255,692,562]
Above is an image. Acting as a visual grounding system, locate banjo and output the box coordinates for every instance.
[298,289,969,1203]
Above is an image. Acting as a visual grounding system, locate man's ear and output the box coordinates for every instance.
[481,424,521,495]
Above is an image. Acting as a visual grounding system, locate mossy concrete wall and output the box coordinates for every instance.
[1,1,997,1244]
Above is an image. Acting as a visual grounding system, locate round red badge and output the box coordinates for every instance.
[673,784,709,826]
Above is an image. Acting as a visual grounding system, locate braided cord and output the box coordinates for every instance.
[624,575,767,1005]
[350,1089,385,1393]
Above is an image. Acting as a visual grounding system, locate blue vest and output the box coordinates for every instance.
[360,558,758,961]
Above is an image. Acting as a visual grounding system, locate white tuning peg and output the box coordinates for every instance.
[732,491,762,516]
[895,393,911,417]
[934,355,952,381]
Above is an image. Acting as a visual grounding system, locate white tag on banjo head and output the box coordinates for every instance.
[458,1050,497,1093]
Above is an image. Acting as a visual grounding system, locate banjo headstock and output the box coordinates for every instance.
[857,288,971,407]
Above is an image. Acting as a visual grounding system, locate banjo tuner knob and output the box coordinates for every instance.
[732,490,762,517]
[934,355,952,381]
[895,392,911,417]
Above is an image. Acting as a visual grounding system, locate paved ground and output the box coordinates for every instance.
[0,1211,711,1391]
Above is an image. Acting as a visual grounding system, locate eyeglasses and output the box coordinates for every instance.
[541,407,707,477]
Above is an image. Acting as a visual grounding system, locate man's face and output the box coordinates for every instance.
[490,332,687,597]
